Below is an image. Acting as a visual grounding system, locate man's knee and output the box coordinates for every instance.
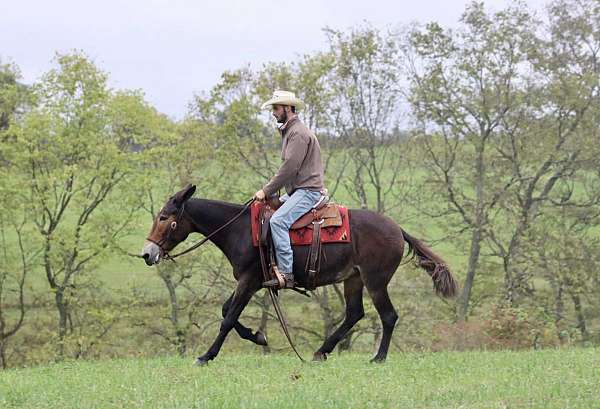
[270,213,288,230]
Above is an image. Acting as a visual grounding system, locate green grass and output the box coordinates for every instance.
[1,349,599,408]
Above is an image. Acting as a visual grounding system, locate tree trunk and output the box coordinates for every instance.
[160,268,187,356]
[315,287,335,339]
[570,292,589,342]
[55,289,68,359]
[554,284,568,345]
[338,330,354,352]
[457,137,485,322]
[503,228,527,306]
[0,340,6,369]
[457,228,482,322]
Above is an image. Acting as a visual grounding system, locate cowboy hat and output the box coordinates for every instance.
[260,90,305,110]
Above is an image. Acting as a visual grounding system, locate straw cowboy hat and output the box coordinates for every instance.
[260,90,305,110]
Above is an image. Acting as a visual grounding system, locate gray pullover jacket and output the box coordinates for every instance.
[262,117,325,197]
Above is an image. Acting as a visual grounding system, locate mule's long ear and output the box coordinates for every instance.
[174,184,196,205]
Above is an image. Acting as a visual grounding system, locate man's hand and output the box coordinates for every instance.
[254,189,266,201]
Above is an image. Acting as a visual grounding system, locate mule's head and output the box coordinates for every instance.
[141,184,196,266]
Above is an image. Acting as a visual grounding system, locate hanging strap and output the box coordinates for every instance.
[258,213,306,362]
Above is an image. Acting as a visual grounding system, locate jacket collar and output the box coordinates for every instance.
[278,116,300,135]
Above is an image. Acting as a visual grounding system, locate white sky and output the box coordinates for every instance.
[1,0,547,119]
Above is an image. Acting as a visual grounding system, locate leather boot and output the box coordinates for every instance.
[263,265,295,289]
[281,273,295,288]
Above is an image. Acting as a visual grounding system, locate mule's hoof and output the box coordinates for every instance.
[369,356,386,364]
[313,351,327,361]
[255,331,268,346]
[194,356,210,366]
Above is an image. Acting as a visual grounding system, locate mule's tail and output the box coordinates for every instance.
[401,229,458,298]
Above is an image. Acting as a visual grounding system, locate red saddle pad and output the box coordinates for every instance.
[250,201,351,247]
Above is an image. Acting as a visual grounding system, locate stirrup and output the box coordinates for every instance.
[263,267,294,289]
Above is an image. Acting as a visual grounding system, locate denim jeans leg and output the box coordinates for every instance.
[269,189,322,274]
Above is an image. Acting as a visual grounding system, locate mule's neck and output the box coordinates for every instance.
[184,198,246,251]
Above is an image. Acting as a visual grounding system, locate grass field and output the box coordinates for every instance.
[1,349,599,408]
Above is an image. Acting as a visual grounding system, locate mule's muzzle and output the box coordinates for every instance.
[141,242,161,266]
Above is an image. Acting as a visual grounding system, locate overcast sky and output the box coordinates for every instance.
[1,0,547,119]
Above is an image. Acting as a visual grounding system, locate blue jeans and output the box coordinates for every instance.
[269,189,322,274]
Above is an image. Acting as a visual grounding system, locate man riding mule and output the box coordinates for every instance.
[254,90,327,290]
[141,183,458,365]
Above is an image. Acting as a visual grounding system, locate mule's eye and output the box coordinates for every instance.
[159,215,168,221]
[171,221,177,230]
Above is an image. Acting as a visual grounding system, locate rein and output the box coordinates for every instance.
[150,198,255,261]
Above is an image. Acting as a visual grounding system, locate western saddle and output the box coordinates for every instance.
[258,194,342,290]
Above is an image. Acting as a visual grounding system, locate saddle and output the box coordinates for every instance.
[257,195,344,290]
[262,195,343,230]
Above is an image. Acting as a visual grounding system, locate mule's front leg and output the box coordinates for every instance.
[222,291,268,346]
[195,276,259,366]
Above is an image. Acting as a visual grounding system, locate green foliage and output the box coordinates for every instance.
[405,0,600,324]
[0,59,30,132]
[1,0,600,369]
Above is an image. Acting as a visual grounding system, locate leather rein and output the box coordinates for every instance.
[147,198,254,262]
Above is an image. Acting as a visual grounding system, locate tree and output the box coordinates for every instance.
[326,26,406,214]
[8,52,135,357]
[0,59,29,132]
[493,0,600,305]
[531,204,600,344]
[0,180,39,368]
[405,2,539,320]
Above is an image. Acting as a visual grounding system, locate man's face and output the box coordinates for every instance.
[271,104,288,124]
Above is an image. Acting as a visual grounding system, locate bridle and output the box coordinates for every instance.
[146,198,254,262]
[145,201,188,261]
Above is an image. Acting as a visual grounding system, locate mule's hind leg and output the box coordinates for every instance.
[365,284,398,363]
[313,273,364,361]
[222,291,267,346]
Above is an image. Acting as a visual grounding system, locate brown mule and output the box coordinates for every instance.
[141,185,458,365]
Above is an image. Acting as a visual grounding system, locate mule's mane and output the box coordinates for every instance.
[186,198,245,214]
[188,197,243,205]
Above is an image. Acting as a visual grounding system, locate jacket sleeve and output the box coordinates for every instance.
[262,131,309,196]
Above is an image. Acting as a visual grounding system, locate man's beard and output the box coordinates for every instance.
[276,110,288,124]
